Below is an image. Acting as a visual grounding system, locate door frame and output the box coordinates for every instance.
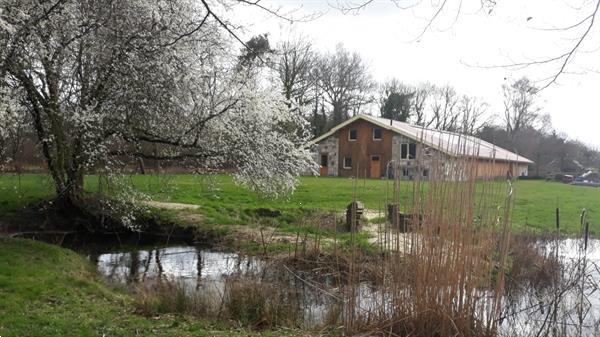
[370,154,381,178]
[319,153,328,176]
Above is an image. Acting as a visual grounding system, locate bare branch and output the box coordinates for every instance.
[200,0,249,50]
[236,0,322,23]
[539,0,600,89]
[412,0,449,42]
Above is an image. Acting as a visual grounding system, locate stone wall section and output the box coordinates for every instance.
[315,136,339,176]
[390,134,441,180]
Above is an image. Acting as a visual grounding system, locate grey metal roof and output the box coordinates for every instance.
[312,114,534,164]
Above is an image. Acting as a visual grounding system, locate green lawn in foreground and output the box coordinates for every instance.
[0,173,598,235]
[0,237,299,337]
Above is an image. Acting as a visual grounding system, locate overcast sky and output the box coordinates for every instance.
[234,0,600,147]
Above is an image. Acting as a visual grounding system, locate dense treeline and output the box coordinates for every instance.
[479,126,600,177]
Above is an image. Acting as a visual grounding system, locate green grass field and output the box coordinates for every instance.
[0,237,300,337]
[0,174,597,335]
[0,173,598,235]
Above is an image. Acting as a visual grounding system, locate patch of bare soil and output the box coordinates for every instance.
[231,225,298,245]
[363,222,411,250]
[362,209,413,253]
[143,201,200,210]
[142,200,296,246]
[177,212,203,225]
[362,209,383,221]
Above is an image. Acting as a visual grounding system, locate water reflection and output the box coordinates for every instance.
[498,238,600,337]
[96,247,262,283]
[95,246,340,326]
[94,239,600,334]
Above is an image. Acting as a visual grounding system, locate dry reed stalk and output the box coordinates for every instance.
[339,132,514,337]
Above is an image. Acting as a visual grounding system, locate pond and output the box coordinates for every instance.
[498,238,600,336]
[92,246,351,327]
[92,238,600,335]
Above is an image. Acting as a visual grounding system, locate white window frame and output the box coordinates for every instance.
[401,143,417,160]
[343,156,352,169]
[372,128,382,141]
[401,143,409,159]
[348,129,357,141]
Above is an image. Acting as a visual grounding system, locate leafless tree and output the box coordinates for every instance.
[316,44,376,125]
[503,77,540,140]
[427,85,460,131]
[458,95,489,135]
[276,36,316,114]
[412,82,435,126]
[502,0,600,89]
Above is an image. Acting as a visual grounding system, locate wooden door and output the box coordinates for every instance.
[370,155,380,178]
[320,154,328,176]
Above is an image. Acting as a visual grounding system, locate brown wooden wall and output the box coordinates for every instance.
[472,159,520,178]
[336,119,393,178]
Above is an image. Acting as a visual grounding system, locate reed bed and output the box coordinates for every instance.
[332,133,517,336]
[132,276,304,329]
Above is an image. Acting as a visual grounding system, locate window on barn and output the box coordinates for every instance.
[409,143,417,159]
[401,143,416,159]
[373,128,382,140]
[401,143,408,159]
[343,156,352,169]
[423,169,429,177]
[348,129,357,141]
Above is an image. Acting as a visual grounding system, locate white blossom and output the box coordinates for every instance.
[0,0,316,202]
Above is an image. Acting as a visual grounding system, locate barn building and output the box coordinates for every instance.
[312,114,533,179]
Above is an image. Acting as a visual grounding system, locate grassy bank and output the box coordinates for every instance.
[0,237,300,337]
[0,173,598,235]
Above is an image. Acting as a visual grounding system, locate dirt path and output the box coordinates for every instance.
[143,199,300,245]
[143,202,409,252]
[143,200,200,210]
[362,209,413,252]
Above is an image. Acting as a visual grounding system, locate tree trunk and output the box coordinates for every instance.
[138,157,146,175]
[47,161,85,209]
[332,101,344,125]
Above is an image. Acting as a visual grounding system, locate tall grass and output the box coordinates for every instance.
[133,277,303,329]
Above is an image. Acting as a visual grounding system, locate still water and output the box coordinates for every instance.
[93,239,600,335]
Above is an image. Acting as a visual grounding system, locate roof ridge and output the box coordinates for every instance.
[312,114,534,164]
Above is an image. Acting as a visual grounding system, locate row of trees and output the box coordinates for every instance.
[377,81,490,136]
[274,41,375,135]
[271,36,522,137]
[271,36,599,174]
[482,78,600,175]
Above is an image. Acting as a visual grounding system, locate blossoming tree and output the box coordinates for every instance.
[0,0,316,211]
